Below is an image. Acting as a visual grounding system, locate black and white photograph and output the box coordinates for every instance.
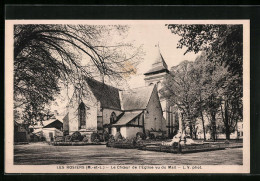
[5,20,250,173]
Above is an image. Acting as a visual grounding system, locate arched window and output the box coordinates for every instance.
[110,112,117,124]
[78,102,86,129]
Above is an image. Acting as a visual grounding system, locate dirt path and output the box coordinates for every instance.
[14,143,243,165]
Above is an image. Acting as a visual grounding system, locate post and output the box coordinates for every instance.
[166,101,170,137]
[178,110,183,133]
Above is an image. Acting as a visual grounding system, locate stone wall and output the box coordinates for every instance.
[120,127,143,138]
[144,85,166,132]
[102,108,122,125]
[67,86,99,134]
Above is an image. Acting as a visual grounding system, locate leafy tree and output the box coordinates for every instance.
[216,66,242,139]
[14,24,142,124]
[166,24,243,140]
[192,53,242,140]
[160,60,198,138]
[188,53,207,140]
[166,24,243,77]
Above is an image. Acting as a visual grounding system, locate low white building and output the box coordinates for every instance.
[30,119,63,141]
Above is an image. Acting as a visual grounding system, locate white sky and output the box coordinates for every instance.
[125,24,200,88]
[50,23,201,114]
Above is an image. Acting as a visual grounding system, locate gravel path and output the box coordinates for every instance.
[14,142,243,165]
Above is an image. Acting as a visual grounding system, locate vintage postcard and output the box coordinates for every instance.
[5,20,250,173]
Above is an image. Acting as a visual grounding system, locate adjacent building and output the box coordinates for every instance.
[63,78,166,138]
[29,119,63,141]
[62,45,182,138]
[144,45,179,137]
[14,120,29,143]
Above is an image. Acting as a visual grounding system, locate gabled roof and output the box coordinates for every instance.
[29,119,63,129]
[144,46,169,75]
[85,77,121,110]
[119,85,155,111]
[113,111,142,126]
[43,119,63,128]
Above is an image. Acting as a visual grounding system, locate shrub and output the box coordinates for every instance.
[55,136,64,142]
[91,132,100,142]
[103,131,110,141]
[82,136,88,142]
[114,132,123,141]
[130,137,137,146]
[136,132,146,140]
[108,135,115,143]
[30,134,40,142]
[149,133,155,140]
[156,135,162,140]
[65,135,72,142]
[63,130,69,136]
[224,140,230,144]
[71,131,83,141]
[145,130,150,138]
[98,133,104,142]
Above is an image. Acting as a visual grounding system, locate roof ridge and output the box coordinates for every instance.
[120,85,154,92]
[85,76,121,110]
[85,76,120,91]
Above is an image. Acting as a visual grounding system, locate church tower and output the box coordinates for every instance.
[144,45,176,137]
[144,45,169,90]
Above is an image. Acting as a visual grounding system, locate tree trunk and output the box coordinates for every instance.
[200,111,206,141]
[189,123,193,139]
[193,125,198,140]
[224,101,230,140]
[211,113,217,141]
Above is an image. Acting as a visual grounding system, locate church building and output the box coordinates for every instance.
[63,78,166,138]
[144,45,178,137]
[62,45,177,138]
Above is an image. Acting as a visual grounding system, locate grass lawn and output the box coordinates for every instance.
[14,142,243,165]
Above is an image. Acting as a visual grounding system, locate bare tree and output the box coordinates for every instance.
[14,24,142,124]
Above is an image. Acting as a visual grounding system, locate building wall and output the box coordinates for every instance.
[42,128,63,141]
[102,108,122,125]
[67,86,99,134]
[144,71,173,137]
[111,127,117,136]
[65,83,124,135]
[144,72,167,87]
[63,113,69,133]
[120,127,143,138]
[144,86,166,132]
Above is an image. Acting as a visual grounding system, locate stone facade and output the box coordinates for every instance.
[144,46,178,137]
[144,85,165,131]
[63,78,166,138]
[62,46,177,138]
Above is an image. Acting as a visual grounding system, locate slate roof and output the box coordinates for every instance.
[119,85,154,111]
[75,78,155,111]
[85,77,121,110]
[113,111,142,126]
[144,47,169,75]
[144,66,169,75]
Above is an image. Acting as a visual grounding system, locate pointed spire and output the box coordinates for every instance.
[144,43,169,75]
